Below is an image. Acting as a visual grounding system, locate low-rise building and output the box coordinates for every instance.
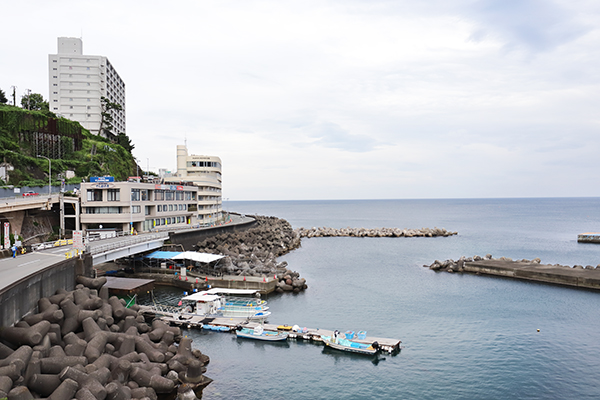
[80,180,200,234]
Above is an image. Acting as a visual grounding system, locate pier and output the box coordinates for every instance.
[139,307,402,354]
[577,232,600,243]
[463,259,600,290]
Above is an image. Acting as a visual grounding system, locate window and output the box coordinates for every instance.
[157,205,162,212]
[53,76,57,78]
[85,207,121,214]
[69,106,73,109]
[87,83,90,86]
[87,114,91,117]
[155,190,164,200]
[131,205,141,214]
[165,191,174,201]
[87,106,91,109]
[87,189,103,201]
[53,68,57,71]
[145,206,151,215]
[53,107,58,110]
[176,191,184,201]
[53,60,57,63]
[131,189,140,201]
[169,205,173,211]
[69,98,73,101]
[53,100,57,102]
[53,92,57,95]
[53,84,57,86]
[141,190,148,201]
[87,67,90,70]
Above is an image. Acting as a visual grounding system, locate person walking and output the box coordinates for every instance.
[11,244,16,258]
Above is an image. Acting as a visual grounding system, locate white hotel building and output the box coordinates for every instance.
[165,145,223,225]
[48,37,125,137]
[79,146,224,233]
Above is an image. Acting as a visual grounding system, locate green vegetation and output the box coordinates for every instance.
[0,104,137,187]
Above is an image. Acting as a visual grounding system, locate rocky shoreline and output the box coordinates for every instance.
[194,215,307,293]
[296,226,457,238]
[0,275,211,400]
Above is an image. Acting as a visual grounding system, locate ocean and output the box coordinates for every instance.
[140,198,600,399]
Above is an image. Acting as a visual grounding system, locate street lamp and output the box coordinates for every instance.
[37,155,51,196]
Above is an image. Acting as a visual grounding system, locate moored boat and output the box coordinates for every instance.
[321,333,380,355]
[235,325,288,341]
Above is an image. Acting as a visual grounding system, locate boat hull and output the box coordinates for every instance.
[236,328,288,341]
[322,337,378,355]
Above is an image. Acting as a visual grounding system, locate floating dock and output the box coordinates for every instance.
[577,232,600,244]
[139,306,401,354]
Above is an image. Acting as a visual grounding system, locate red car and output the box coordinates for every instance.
[22,191,39,197]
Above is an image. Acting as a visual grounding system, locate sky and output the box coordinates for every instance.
[1,0,599,200]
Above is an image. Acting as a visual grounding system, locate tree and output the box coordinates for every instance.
[21,93,48,111]
[100,96,123,139]
[117,132,135,153]
[0,89,7,104]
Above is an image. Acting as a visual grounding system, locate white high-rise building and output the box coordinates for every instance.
[48,37,125,138]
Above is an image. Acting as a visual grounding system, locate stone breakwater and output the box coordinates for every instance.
[296,226,458,238]
[0,275,211,400]
[195,215,307,293]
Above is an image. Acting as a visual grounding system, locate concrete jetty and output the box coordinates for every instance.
[577,232,600,243]
[426,255,600,290]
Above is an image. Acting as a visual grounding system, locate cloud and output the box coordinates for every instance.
[466,0,590,52]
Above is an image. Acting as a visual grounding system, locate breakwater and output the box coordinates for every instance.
[425,255,600,290]
[194,215,307,293]
[0,275,211,399]
[296,226,458,238]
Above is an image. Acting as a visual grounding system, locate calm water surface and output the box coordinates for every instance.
[141,198,600,399]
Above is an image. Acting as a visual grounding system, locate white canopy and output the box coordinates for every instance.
[171,252,224,264]
[203,288,260,296]
[181,293,221,302]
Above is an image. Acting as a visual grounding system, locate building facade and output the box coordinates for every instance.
[80,180,200,234]
[164,145,223,225]
[48,37,126,138]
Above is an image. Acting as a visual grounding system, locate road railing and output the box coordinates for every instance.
[88,232,169,256]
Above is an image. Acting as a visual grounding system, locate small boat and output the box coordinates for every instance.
[235,325,288,341]
[321,334,380,355]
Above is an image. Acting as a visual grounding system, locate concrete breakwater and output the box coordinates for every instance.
[296,226,458,238]
[425,255,600,290]
[0,275,211,400]
[194,215,307,293]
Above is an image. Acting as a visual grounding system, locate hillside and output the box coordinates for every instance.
[0,104,137,187]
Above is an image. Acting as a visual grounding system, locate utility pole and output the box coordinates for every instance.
[10,86,16,106]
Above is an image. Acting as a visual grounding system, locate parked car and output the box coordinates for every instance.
[22,191,39,197]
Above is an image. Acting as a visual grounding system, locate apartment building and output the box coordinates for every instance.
[48,37,126,138]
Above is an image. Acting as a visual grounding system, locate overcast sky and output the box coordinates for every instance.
[2,0,599,200]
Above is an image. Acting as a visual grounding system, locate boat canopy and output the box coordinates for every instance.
[172,252,224,264]
[202,288,260,296]
[181,293,222,302]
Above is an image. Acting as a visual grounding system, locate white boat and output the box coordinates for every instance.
[186,288,271,320]
[235,325,288,341]
[321,334,380,355]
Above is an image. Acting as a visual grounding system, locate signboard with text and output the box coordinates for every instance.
[3,223,9,249]
[73,230,85,250]
[90,176,115,183]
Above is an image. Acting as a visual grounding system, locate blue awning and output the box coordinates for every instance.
[144,251,183,260]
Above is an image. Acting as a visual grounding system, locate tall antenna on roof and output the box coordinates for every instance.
[184,134,187,147]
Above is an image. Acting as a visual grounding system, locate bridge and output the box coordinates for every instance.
[0,214,256,326]
[0,193,79,237]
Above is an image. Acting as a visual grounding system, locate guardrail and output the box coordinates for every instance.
[88,232,169,256]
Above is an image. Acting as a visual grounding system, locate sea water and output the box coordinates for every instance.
[140,198,600,399]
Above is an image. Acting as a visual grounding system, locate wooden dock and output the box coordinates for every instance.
[140,307,401,354]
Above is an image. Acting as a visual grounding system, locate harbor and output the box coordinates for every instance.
[138,287,402,355]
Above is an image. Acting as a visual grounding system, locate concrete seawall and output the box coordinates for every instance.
[0,254,93,327]
[462,260,600,290]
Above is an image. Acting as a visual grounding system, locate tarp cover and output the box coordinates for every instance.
[144,251,183,260]
[172,251,224,264]
[181,293,221,302]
